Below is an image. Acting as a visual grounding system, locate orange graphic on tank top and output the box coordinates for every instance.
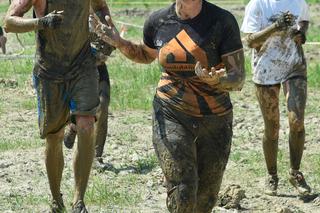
[159,29,208,72]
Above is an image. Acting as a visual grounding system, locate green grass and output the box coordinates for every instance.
[307,63,320,87]
[108,54,160,110]
[120,114,151,125]
[0,1,9,15]
[0,138,41,152]
[2,193,48,212]
[118,131,139,142]
[0,59,34,86]
[134,154,158,173]
[21,98,37,110]
[85,175,143,206]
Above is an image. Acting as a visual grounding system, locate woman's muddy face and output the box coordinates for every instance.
[176,0,200,9]
[176,0,201,18]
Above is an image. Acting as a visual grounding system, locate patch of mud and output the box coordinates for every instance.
[218,184,246,210]
[276,205,305,213]
[0,78,18,88]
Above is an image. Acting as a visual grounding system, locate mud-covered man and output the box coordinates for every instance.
[90,0,245,212]
[64,16,114,170]
[4,0,112,212]
[241,0,311,196]
[0,26,7,54]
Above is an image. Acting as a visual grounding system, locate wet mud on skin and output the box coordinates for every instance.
[255,77,307,177]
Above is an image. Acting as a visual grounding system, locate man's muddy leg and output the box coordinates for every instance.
[255,84,280,175]
[283,78,307,171]
[45,128,65,206]
[95,64,110,159]
[73,115,95,204]
[0,27,7,54]
[196,113,232,213]
[94,85,109,158]
[152,107,198,213]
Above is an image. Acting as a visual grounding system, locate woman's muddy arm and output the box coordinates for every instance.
[216,49,246,91]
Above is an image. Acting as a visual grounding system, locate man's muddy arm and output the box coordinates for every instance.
[215,49,246,91]
[4,0,63,33]
[4,0,38,33]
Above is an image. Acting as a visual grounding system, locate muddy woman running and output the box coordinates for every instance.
[90,0,245,212]
[241,0,311,196]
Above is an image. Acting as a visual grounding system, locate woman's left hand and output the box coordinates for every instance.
[89,14,121,48]
[195,62,225,86]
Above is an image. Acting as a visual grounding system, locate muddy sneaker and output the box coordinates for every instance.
[64,125,77,149]
[289,171,311,196]
[72,200,88,213]
[94,157,114,171]
[314,196,320,206]
[265,175,279,196]
[51,199,65,213]
[94,157,106,170]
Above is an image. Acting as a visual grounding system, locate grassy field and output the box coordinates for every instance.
[0,1,320,212]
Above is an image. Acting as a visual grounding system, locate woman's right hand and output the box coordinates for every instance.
[195,62,225,86]
[89,14,121,48]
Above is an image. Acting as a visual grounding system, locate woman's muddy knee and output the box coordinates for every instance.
[167,183,197,213]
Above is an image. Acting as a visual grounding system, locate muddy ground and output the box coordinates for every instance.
[0,80,320,212]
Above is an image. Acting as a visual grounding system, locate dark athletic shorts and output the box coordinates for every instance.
[33,67,99,139]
